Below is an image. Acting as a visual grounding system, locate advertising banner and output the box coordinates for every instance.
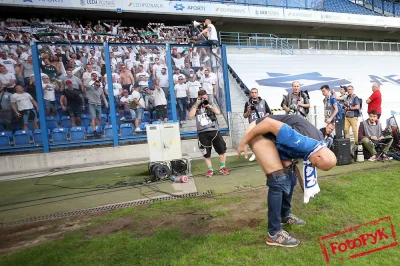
[76,0,122,10]
[13,0,73,7]
[122,0,169,13]
[283,9,317,21]
[168,1,211,14]
[248,6,284,20]
[211,4,249,17]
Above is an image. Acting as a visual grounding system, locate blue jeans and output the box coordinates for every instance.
[266,171,297,236]
[176,97,187,121]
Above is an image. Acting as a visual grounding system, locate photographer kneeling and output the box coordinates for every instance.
[189,90,229,177]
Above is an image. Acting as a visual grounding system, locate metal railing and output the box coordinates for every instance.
[283,38,400,52]
[219,32,294,55]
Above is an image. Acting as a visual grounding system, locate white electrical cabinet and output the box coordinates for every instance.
[146,123,182,162]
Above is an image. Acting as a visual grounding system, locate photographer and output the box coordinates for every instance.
[343,85,360,144]
[281,81,310,119]
[189,90,229,178]
[320,85,343,138]
[243,88,271,161]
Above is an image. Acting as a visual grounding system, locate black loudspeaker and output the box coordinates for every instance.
[333,138,352,166]
[170,159,189,175]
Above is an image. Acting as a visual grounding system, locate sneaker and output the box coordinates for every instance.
[368,155,377,162]
[249,154,256,162]
[382,154,393,160]
[281,214,306,226]
[219,167,229,175]
[266,230,300,247]
[120,117,125,121]
[206,170,214,178]
[135,127,141,132]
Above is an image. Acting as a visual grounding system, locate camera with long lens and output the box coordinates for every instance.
[199,98,217,122]
[288,104,299,115]
[250,100,258,110]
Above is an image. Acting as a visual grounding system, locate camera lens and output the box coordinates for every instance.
[202,99,209,105]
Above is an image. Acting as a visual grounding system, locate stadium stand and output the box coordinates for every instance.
[324,0,379,15]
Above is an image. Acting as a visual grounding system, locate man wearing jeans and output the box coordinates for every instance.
[85,80,108,135]
[238,115,336,247]
[131,86,145,132]
[174,76,189,125]
[343,85,360,144]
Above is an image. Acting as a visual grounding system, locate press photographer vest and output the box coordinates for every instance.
[345,94,359,118]
[195,106,219,132]
[323,96,342,120]
[248,98,267,123]
[362,120,382,138]
[286,92,308,117]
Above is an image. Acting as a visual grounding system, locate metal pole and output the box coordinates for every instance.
[103,42,119,147]
[166,43,178,122]
[314,105,317,128]
[255,33,258,50]
[237,32,240,49]
[221,44,232,113]
[31,43,50,153]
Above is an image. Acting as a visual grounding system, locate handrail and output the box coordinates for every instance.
[219,31,294,55]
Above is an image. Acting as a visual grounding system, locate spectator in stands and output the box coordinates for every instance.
[182,61,192,79]
[153,83,168,123]
[320,85,343,138]
[189,90,229,178]
[343,85,360,144]
[366,83,382,119]
[60,80,84,127]
[189,49,200,73]
[119,64,135,93]
[187,74,202,109]
[82,64,100,85]
[200,69,216,105]
[0,51,17,74]
[172,53,186,70]
[41,59,58,80]
[144,87,156,123]
[42,74,57,116]
[85,80,108,135]
[55,48,68,67]
[358,110,393,161]
[0,64,16,93]
[10,85,39,130]
[119,89,131,120]
[174,76,189,125]
[157,67,170,99]
[282,81,310,118]
[152,58,164,79]
[0,83,12,130]
[89,57,102,74]
[131,85,145,132]
[135,65,149,89]
[16,47,29,63]
[173,67,185,85]
[26,74,37,101]
[320,123,335,149]
[62,68,83,91]
[21,56,34,86]
[243,88,272,161]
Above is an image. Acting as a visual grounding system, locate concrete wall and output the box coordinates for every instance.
[0,136,232,176]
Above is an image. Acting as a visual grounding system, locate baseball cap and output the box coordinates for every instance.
[65,80,72,84]
[189,74,195,78]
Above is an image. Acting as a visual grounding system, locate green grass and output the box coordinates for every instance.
[1,164,400,266]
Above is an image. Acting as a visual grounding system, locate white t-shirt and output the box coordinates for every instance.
[17,52,29,63]
[187,80,201,98]
[136,72,149,86]
[200,75,216,94]
[174,83,188,98]
[207,24,218,41]
[120,95,131,105]
[42,82,56,101]
[112,83,123,97]
[0,58,17,74]
[10,92,34,111]
[190,54,200,67]
[154,88,167,106]
[131,90,145,107]
[158,73,169,88]
[0,72,16,87]
[124,58,135,71]
[172,57,185,69]
[173,73,185,83]
[82,70,100,85]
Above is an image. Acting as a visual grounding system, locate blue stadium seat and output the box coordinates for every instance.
[104,124,114,138]
[70,126,86,141]
[108,113,121,125]
[87,125,102,136]
[139,122,149,131]
[120,123,134,137]
[152,121,163,124]
[33,129,50,144]
[46,116,59,130]
[0,131,12,146]
[102,106,110,115]
[60,116,72,128]
[324,0,379,15]
[57,108,67,118]
[100,114,108,126]
[52,128,68,142]
[14,130,32,145]
[81,114,92,128]
[142,111,150,123]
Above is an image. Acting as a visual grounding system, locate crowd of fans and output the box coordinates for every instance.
[0,16,224,143]
[0,17,205,44]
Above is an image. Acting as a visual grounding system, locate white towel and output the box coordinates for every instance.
[302,141,326,204]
